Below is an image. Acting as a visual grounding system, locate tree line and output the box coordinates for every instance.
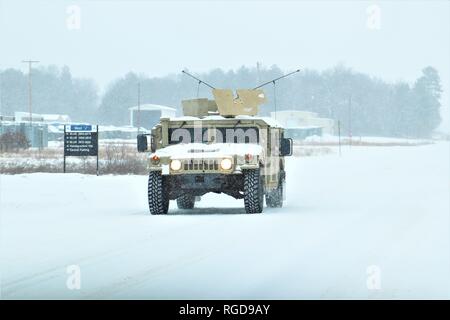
[0,64,442,138]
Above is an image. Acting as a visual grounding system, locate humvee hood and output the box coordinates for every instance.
[154,143,263,159]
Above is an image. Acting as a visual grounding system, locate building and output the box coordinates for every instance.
[0,115,15,122]
[1,111,71,146]
[11,112,72,143]
[271,110,335,139]
[14,112,45,123]
[41,114,71,125]
[129,104,177,129]
[99,125,149,140]
[0,121,48,148]
[14,112,71,125]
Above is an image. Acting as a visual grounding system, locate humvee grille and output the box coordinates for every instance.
[183,159,219,172]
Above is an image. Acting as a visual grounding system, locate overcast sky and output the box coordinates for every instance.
[1,0,449,131]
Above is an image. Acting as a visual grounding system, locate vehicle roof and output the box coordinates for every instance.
[166,115,283,128]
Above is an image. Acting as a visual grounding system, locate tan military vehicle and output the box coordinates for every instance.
[137,73,294,215]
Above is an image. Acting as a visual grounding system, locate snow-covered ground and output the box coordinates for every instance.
[1,142,449,299]
[303,134,432,145]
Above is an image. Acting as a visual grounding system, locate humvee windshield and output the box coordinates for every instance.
[169,127,259,145]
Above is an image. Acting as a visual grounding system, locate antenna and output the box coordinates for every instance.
[252,69,300,119]
[182,70,216,90]
[273,81,277,120]
[252,69,300,90]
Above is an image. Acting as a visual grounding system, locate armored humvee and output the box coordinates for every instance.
[137,84,293,215]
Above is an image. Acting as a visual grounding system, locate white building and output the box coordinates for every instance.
[271,110,335,139]
[41,114,71,124]
[14,112,71,125]
[14,112,44,123]
[129,104,177,129]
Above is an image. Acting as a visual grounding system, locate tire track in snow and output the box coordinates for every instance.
[1,214,209,297]
[82,208,289,298]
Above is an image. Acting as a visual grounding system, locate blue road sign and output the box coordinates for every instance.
[70,124,92,132]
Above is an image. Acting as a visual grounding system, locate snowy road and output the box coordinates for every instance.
[1,143,449,299]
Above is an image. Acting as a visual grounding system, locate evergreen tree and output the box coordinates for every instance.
[412,67,442,137]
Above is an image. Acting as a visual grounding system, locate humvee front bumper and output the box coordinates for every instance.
[165,173,245,199]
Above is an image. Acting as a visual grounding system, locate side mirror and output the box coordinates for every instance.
[137,134,148,152]
[280,138,293,156]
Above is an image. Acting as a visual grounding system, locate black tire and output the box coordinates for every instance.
[266,181,283,208]
[243,168,264,214]
[148,171,169,215]
[176,194,195,209]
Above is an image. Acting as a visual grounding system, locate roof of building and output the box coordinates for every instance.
[14,111,43,117]
[285,126,324,130]
[128,104,176,112]
[41,114,71,122]
[99,125,149,132]
[14,112,71,123]
[271,110,318,116]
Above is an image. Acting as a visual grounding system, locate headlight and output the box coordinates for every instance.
[220,158,233,170]
[170,159,182,171]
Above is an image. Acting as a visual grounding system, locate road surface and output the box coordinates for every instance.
[1,143,449,299]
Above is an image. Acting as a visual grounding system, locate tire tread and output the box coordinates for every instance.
[148,171,169,215]
[243,169,264,214]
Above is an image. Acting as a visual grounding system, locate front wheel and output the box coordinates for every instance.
[148,171,169,215]
[243,168,264,214]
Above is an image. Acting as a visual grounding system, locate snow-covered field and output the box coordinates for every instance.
[1,142,449,299]
[303,134,432,146]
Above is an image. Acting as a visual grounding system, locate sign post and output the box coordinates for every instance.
[63,125,66,173]
[96,125,99,176]
[63,124,99,174]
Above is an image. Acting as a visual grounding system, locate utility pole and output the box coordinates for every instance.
[256,61,261,85]
[22,60,39,126]
[348,94,352,147]
[338,120,341,156]
[137,82,141,135]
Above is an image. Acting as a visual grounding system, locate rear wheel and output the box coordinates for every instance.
[266,180,283,208]
[243,168,264,214]
[148,171,169,215]
[176,194,195,209]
